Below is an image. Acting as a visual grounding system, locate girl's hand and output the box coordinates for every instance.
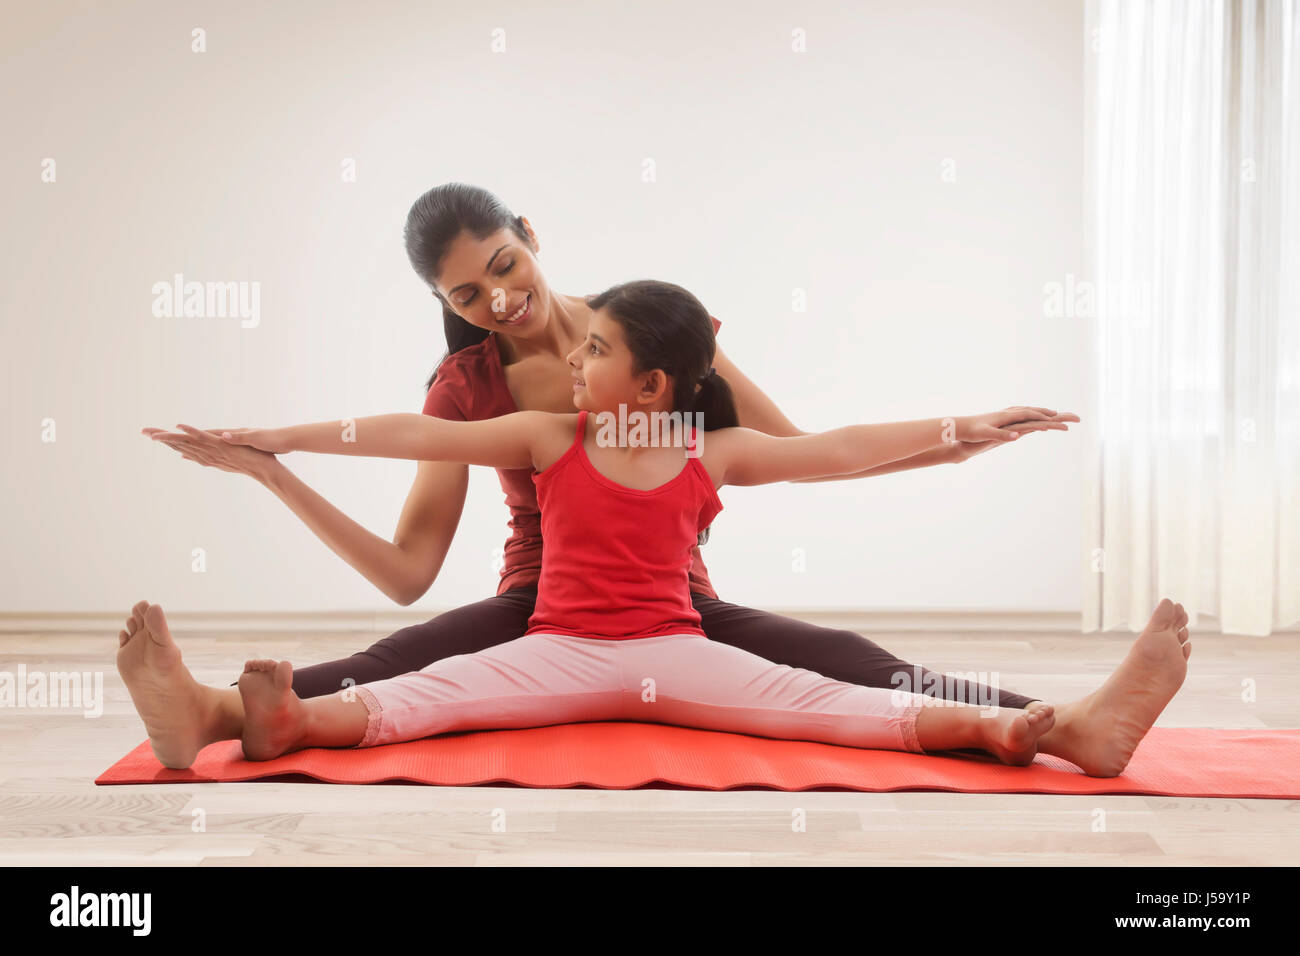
[215,426,294,454]
[144,421,292,463]
[143,424,284,481]
[947,407,1080,462]
[953,406,1068,443]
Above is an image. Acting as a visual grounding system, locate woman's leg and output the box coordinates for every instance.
[615,635,1056,765]
[691,595,1194,777]
[236,633,625,758]
[691,594,1038,709]
[288,586,538,698]
[116,589,537,769]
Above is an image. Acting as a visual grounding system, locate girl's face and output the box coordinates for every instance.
[432,225,551,336]
[566,308,671,416]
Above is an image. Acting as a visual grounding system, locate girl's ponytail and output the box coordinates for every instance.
[688,366,739,431]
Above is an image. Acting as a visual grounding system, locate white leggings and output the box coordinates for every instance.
[352,632,930,753]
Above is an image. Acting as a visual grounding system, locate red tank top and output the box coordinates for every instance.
[524,410,723,640]
[422,315,723,598]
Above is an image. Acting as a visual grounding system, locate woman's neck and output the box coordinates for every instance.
[496,291,588,366]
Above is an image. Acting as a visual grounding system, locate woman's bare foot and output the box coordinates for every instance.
[237,659,308,761]
[1035,598,1191,777]
[116,601,240,769]
[976,700,1056,766]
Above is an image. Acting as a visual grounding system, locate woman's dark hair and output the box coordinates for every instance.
[404,183,533,388]
[586,279,739,432]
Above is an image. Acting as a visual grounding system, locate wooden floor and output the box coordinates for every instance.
[1,623,1295,866]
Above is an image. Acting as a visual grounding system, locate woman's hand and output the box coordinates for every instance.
[946,407,1080,463]
[142,423,287,481]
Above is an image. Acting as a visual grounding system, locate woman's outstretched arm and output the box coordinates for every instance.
[262,459,467,606]
[144,426,467,606]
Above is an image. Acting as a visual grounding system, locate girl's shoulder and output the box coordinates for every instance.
[692,424,747,488]
[528,411,584,473]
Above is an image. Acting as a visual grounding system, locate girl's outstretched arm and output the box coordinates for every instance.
[705,408,1055,486]
[713,344,1077,480]
[217,411,552,470]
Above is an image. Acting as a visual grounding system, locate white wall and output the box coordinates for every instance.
[0,0,1087,613]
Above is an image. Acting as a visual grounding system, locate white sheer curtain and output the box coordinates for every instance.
[1083,0,1300,636]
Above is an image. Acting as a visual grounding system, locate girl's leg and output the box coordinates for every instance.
[615,634,1055,765]
[237,633,626,758]
[691,594,1038,709]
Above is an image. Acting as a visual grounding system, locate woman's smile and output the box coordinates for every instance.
[497,292,532,326]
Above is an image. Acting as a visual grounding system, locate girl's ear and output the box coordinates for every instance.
[637,369,670,404]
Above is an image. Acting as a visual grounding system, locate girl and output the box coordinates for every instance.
[176,279,1139,766]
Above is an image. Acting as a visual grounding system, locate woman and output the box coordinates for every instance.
[131,183,1182,778]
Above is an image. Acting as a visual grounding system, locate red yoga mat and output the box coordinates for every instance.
[96,722,1300,797]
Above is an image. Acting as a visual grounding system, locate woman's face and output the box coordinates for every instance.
[432,225,551,336]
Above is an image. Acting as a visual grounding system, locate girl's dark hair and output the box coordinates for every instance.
[586,279,739,432]
[404,183,533,388]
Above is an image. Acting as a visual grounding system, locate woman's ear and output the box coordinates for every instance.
[519,216,540,253]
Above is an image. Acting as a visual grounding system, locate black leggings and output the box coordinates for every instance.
[274,587,1039,711]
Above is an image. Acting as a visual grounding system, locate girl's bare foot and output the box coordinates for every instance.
[977,700,1056,766]
[1034,598,1191,777]
[237,659,308,761]
[915,698,1056,765]
[115,601,237,769]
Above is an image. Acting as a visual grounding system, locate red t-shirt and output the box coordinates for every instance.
[422,315,723,598]
[526,409,723,639]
